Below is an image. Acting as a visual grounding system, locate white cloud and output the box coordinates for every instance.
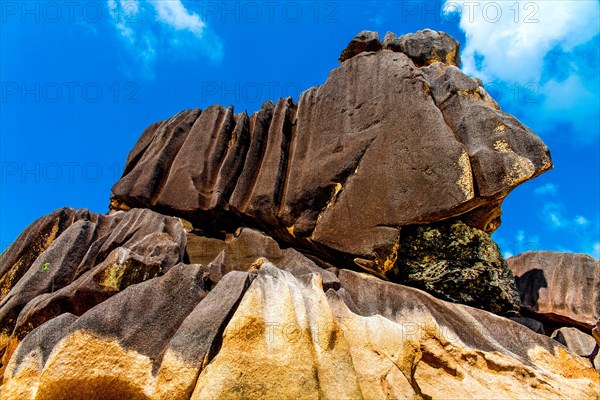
[540,199,599,257]
[444,1,599,82]
[534,183,558,196]
[444,1,600,141]
[515,230,525,243]
[152,1,205,36]
[106,0,223,79]
[593,242,600,258]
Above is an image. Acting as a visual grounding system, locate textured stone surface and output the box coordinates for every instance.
[338,30,382,62]
[552,327,599,372]
[0,208,91,303]
[0,208,187,382]
[392,220,520,314]
[508,251,600,330]
[110,30,552,283]
[200,227,339,289]
[383,29,461,67]
[552,327,596,357]
[2,259,597,399]
[194,264,597,399]
[2,29,589,399]
[422,62,552,209]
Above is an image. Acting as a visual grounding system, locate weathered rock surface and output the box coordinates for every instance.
[383,29,461,67]
[338,30,382,62]
[0,207,187,382]
[552,327,599,369]
[508,251,600,330]
[561,329,594,356]
[110,30,552,303]
[0,208,90,302]
[3,261,597,399]
[392,220,520,314]
[2,30,590,399]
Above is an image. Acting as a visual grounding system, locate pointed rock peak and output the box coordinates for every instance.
[338,30,382,63]
[261,99,276,110]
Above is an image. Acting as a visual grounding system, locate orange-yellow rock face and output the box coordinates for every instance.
[3,263,597,400]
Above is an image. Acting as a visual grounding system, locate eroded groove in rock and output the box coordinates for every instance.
[0,208,91,303]
[244,97,297,226]
[0,208,187,384]
[156,271,255,400]
[111,109,201,209]
[121,119,166,177]
[229,101,275,213]
[0,220,98,340]
[209,112,251,209]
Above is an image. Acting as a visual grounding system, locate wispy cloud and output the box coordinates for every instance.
[106,0,223,79]
[534,183,558,196]
[153,0,205,35]
[444,1,600,142]
[497,181,599,258]
[539,196,599,257]
[496,229,541,258]
[593,242,600,258]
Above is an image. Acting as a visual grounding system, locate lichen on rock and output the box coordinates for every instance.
[392,219,520,314]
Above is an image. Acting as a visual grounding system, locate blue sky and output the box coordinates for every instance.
[1,0,599,258]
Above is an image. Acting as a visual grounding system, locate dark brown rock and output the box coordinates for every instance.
[103,30,553,315]
[338,30,382,62]
[510,316,546,335]
[0,220,97,340]
[0,208,91,302]
[110,110,201,210]
[109,31,551,291]
[0,207,187,376]
[508,251,599,330]
[63,263,209,367]
[12,246,165,341]
[422,63,552,210]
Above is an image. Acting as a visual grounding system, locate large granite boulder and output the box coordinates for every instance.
[110,30,551,300]
[508,251,600,330]
[2,262,597,399]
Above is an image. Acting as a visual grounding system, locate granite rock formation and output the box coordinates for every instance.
[508,251,600,330]
[551,327,599,372]
[0,207,186,382]
[110,29,551,311]
[1,30,596,399]
[1,250,598,399]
